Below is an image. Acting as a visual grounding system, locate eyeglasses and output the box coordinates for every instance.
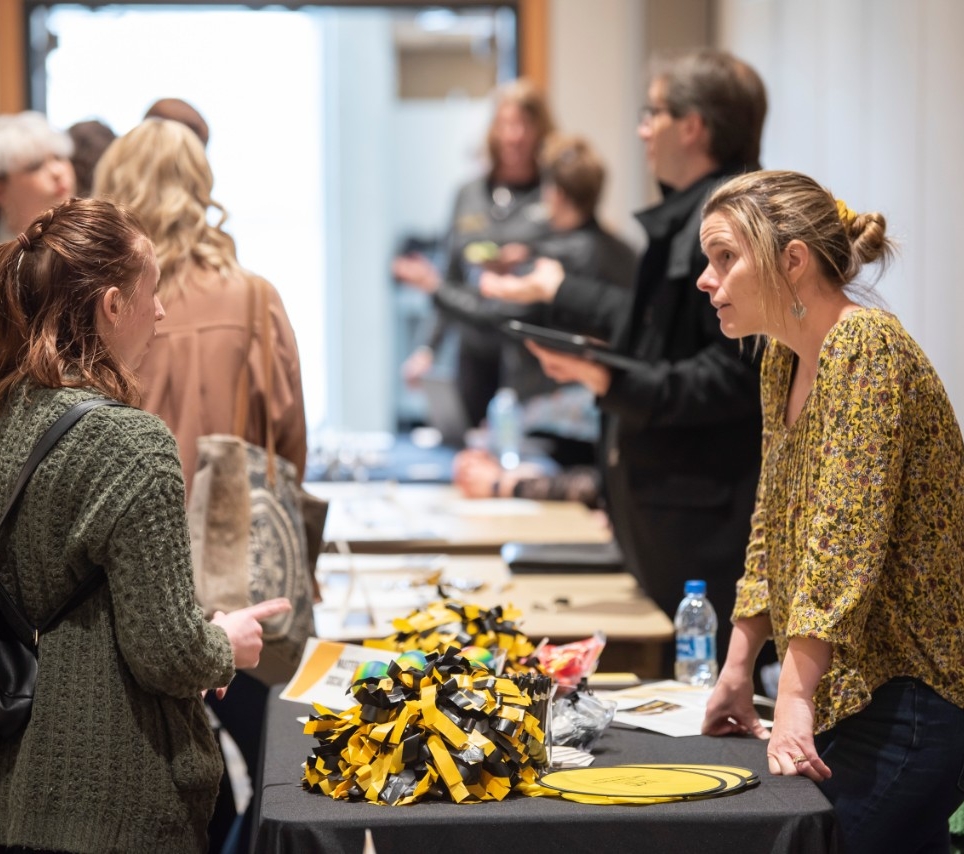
[638,104,674,125]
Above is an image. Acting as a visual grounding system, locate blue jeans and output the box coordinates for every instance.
[815,677,964,854]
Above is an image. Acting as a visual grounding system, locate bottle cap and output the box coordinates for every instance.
[684,579,706,595]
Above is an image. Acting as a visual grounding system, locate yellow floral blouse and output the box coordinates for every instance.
[734,309,964,732]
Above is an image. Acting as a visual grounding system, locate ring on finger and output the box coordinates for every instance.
[792,754,807,765]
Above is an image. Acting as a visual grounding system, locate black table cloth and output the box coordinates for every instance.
[254,685,840,854]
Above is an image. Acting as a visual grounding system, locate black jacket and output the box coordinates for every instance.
[550,171,762,664]
[433,217,637,402]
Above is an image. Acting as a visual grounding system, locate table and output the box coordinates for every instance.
[313,556,674,676]
[254,686,840,854]
[305,432,458,483]
[305,482,612,554]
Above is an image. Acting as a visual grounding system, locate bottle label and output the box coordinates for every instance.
[676,635,716,661]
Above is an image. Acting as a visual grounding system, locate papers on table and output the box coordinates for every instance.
[446,498,542,516]
[313,553,512,641]
[326,495,445,542]
[279,639,397,710]
[598,680,773,738]
[550,746,595,768]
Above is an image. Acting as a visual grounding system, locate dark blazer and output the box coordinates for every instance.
[550,171,763,669]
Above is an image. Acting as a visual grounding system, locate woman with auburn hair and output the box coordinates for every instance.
[393,78,557,426]
[0,197,286,853]
[696,169,964,852]
[93,117,307,854]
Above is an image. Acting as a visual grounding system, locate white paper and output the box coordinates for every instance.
[279,638,397,710]
[447,498,542,516]
[599,680,773,738]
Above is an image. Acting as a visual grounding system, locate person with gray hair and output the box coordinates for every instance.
[0,111,75,242]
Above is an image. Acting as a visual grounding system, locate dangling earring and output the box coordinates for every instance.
[788,285,807,321]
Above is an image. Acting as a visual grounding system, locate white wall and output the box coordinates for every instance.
[321,11,395,432]
[387,99,490,242]
[322,11,494,432]
[548,0,648,244]
[546,0,964,415]
[716,0,964,416]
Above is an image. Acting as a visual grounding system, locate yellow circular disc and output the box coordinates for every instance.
[539,766,727,799]
[626,764,759,793]
[558,792,675,805]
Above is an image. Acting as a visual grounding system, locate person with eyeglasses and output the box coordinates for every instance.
[480,49,769,679]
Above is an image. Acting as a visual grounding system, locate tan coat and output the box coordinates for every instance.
[137,265,308,497]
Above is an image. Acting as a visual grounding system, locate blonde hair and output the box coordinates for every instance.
[93,119,240,298]
[485,78,556,176]
[703,170,896,327]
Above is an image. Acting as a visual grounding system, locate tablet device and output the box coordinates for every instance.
[502,320,641,371]
[501,540,624,574]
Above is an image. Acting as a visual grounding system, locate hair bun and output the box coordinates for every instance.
[849,210,891,267]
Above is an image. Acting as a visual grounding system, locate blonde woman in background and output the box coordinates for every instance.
[93,118,308,854]
[0,111,75,243]
[394,78,557,426]
[93,119,306,492]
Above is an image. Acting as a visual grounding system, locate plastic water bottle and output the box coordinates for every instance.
[487,387,522,470]
[674,579,718,687]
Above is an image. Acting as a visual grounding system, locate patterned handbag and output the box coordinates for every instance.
[187,278,322,686]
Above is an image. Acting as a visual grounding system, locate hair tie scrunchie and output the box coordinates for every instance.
[16,232,30,252]
[835,198,857,227]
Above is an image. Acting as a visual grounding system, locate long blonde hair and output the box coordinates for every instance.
[93,118,241,298]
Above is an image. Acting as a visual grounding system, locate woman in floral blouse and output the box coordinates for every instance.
[696,170,964,853]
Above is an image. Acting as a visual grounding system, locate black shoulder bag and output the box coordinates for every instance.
[0,398,125,740]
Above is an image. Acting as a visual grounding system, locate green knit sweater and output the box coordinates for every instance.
[0,386,235,853]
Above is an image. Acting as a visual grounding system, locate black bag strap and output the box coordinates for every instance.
[0,398,126,647]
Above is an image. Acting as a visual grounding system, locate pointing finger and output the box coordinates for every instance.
[244,598,293,621]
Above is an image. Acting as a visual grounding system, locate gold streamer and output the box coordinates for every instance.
[301,646,551,806]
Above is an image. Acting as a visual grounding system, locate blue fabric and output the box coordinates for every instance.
[815,678,964,854]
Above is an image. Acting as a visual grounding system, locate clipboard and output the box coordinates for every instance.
[501,320,641,371]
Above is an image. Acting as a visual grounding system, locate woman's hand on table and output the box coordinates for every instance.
[765,693,831,782]
[453,449,503,497]
[453,449,540,498]
[701,666,769,739]
[764,637,833,782]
